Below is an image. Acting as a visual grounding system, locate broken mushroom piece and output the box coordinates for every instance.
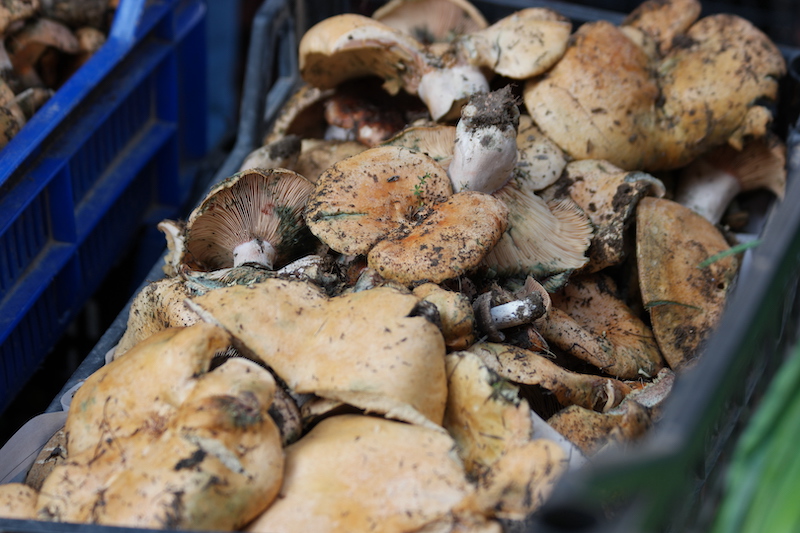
[184,168,315,271]
[467,342,631,413]
[673,133,787,225]
[539,159,666,273]
[539,272,665,380]
[367,190,509,285]
[245,414,496,533]
[188,278,449,428]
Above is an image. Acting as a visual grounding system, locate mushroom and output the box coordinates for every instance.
[245,414,497,533]
[371,0,488,44]
[239,134,302,172]
[538,272,665,380]
[539,159,666,273]
[523,0,786,171]
[6,17,80,90]
[673,133,787,225]
[636,197,740,370]
[467,342,631,413]
[263,84,335,145]
[322,87,408,146]
[298,8,570,121]
[183,168,316,271]
[547,398,652,456]
[0,483,38,519]
[367,189,509,285]
[293,138,367,183]
[413,282,477,350]
[187,278,449,428]
[40,0,110,30]
[0,0,40,90]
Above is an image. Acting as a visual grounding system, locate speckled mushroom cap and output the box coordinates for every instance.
[245,414,494,533]
[636,197,740,371]
[184,168,316,271]
[524,6,786,171]
[304,145,453,256]
[367,190,509,285]
[188,278,449,428]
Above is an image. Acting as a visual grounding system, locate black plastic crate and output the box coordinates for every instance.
[2,1,800,532]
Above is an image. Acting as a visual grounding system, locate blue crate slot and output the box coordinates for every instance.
[0,0,208,416]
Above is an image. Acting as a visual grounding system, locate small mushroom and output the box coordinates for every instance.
[539,159,666,273]
[636,197,740,370]
[293,138,367,183]
[184,168,316,271]
[6,17,80,90]
[413,282,477,350]
[673,133,787,225]
[538,272,665,380]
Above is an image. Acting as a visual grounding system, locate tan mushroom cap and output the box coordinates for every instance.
[245,414,490,533]
[293,138,367,183]
[637,197,740,370]
[458,7,571,79]
[0,1,39,35]
[547,399,652,456]
[467,342,631,413]
[524,11,785,171]
[621,0,701,56]
[542,273,666,379]
[372,0,488,44]
[189,278,448,428]
[239,134,302,172]
[540,159,666,273]
[7,17,80,89]
[381,123,457,166]
[515,114,568,191]
[413,282,476,350]
[264,84,334,146]
[185,168,315,271]
[0,483,38,519]
[368,190,509,285]
[305,145,452,256]
[443,350,534,475]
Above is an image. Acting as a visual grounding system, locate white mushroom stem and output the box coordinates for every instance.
[490,294,544,329]
[233,239,276,269]
[447,88,519,193]
[673,158,741,225]
[417,64,490,122]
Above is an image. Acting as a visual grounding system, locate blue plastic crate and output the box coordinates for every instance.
[0,0,208,416]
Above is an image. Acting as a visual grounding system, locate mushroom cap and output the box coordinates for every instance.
[459,7,571,79]
[185,168,316,271]
[636,197,740,370]
[298,13,427,95]
[244,414,482,533]
[371,0,489,44]
[239,134,302,172]
[622,0,701,56]
[467,342,631,413]
[515,114,568,191]
[523,19,659,170]
[381,123,457,167]
[264,84,335,146]
[304,145,453,256]
[547,272,666,379]
[293,138,367,183]
[368,190,509,285]
[0,1,39,35]
[189,279,449,428]
[0,484,38,520]
[541,159,666,273]
[413,282,477,350]
[443,350,533,475]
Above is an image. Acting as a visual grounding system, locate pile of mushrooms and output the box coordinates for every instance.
[0,0,114,148]
[0,0,791,530]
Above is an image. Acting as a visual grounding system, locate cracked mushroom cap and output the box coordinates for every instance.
[372,0,488,44]
[304,145,453,256]
[245,414,493,533]
[368,190,509,285]
[188,278,448,428]
[184,168,315,271]
[636,197,740,370]
[540,159,666,273]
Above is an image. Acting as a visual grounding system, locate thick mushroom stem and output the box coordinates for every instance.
[673,159,740,224]
[448,87,519,193]
[233,238,277,269]
[490,294,545,329]
[417,64,489,122]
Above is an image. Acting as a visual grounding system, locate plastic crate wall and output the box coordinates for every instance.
[0,0,208,416]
